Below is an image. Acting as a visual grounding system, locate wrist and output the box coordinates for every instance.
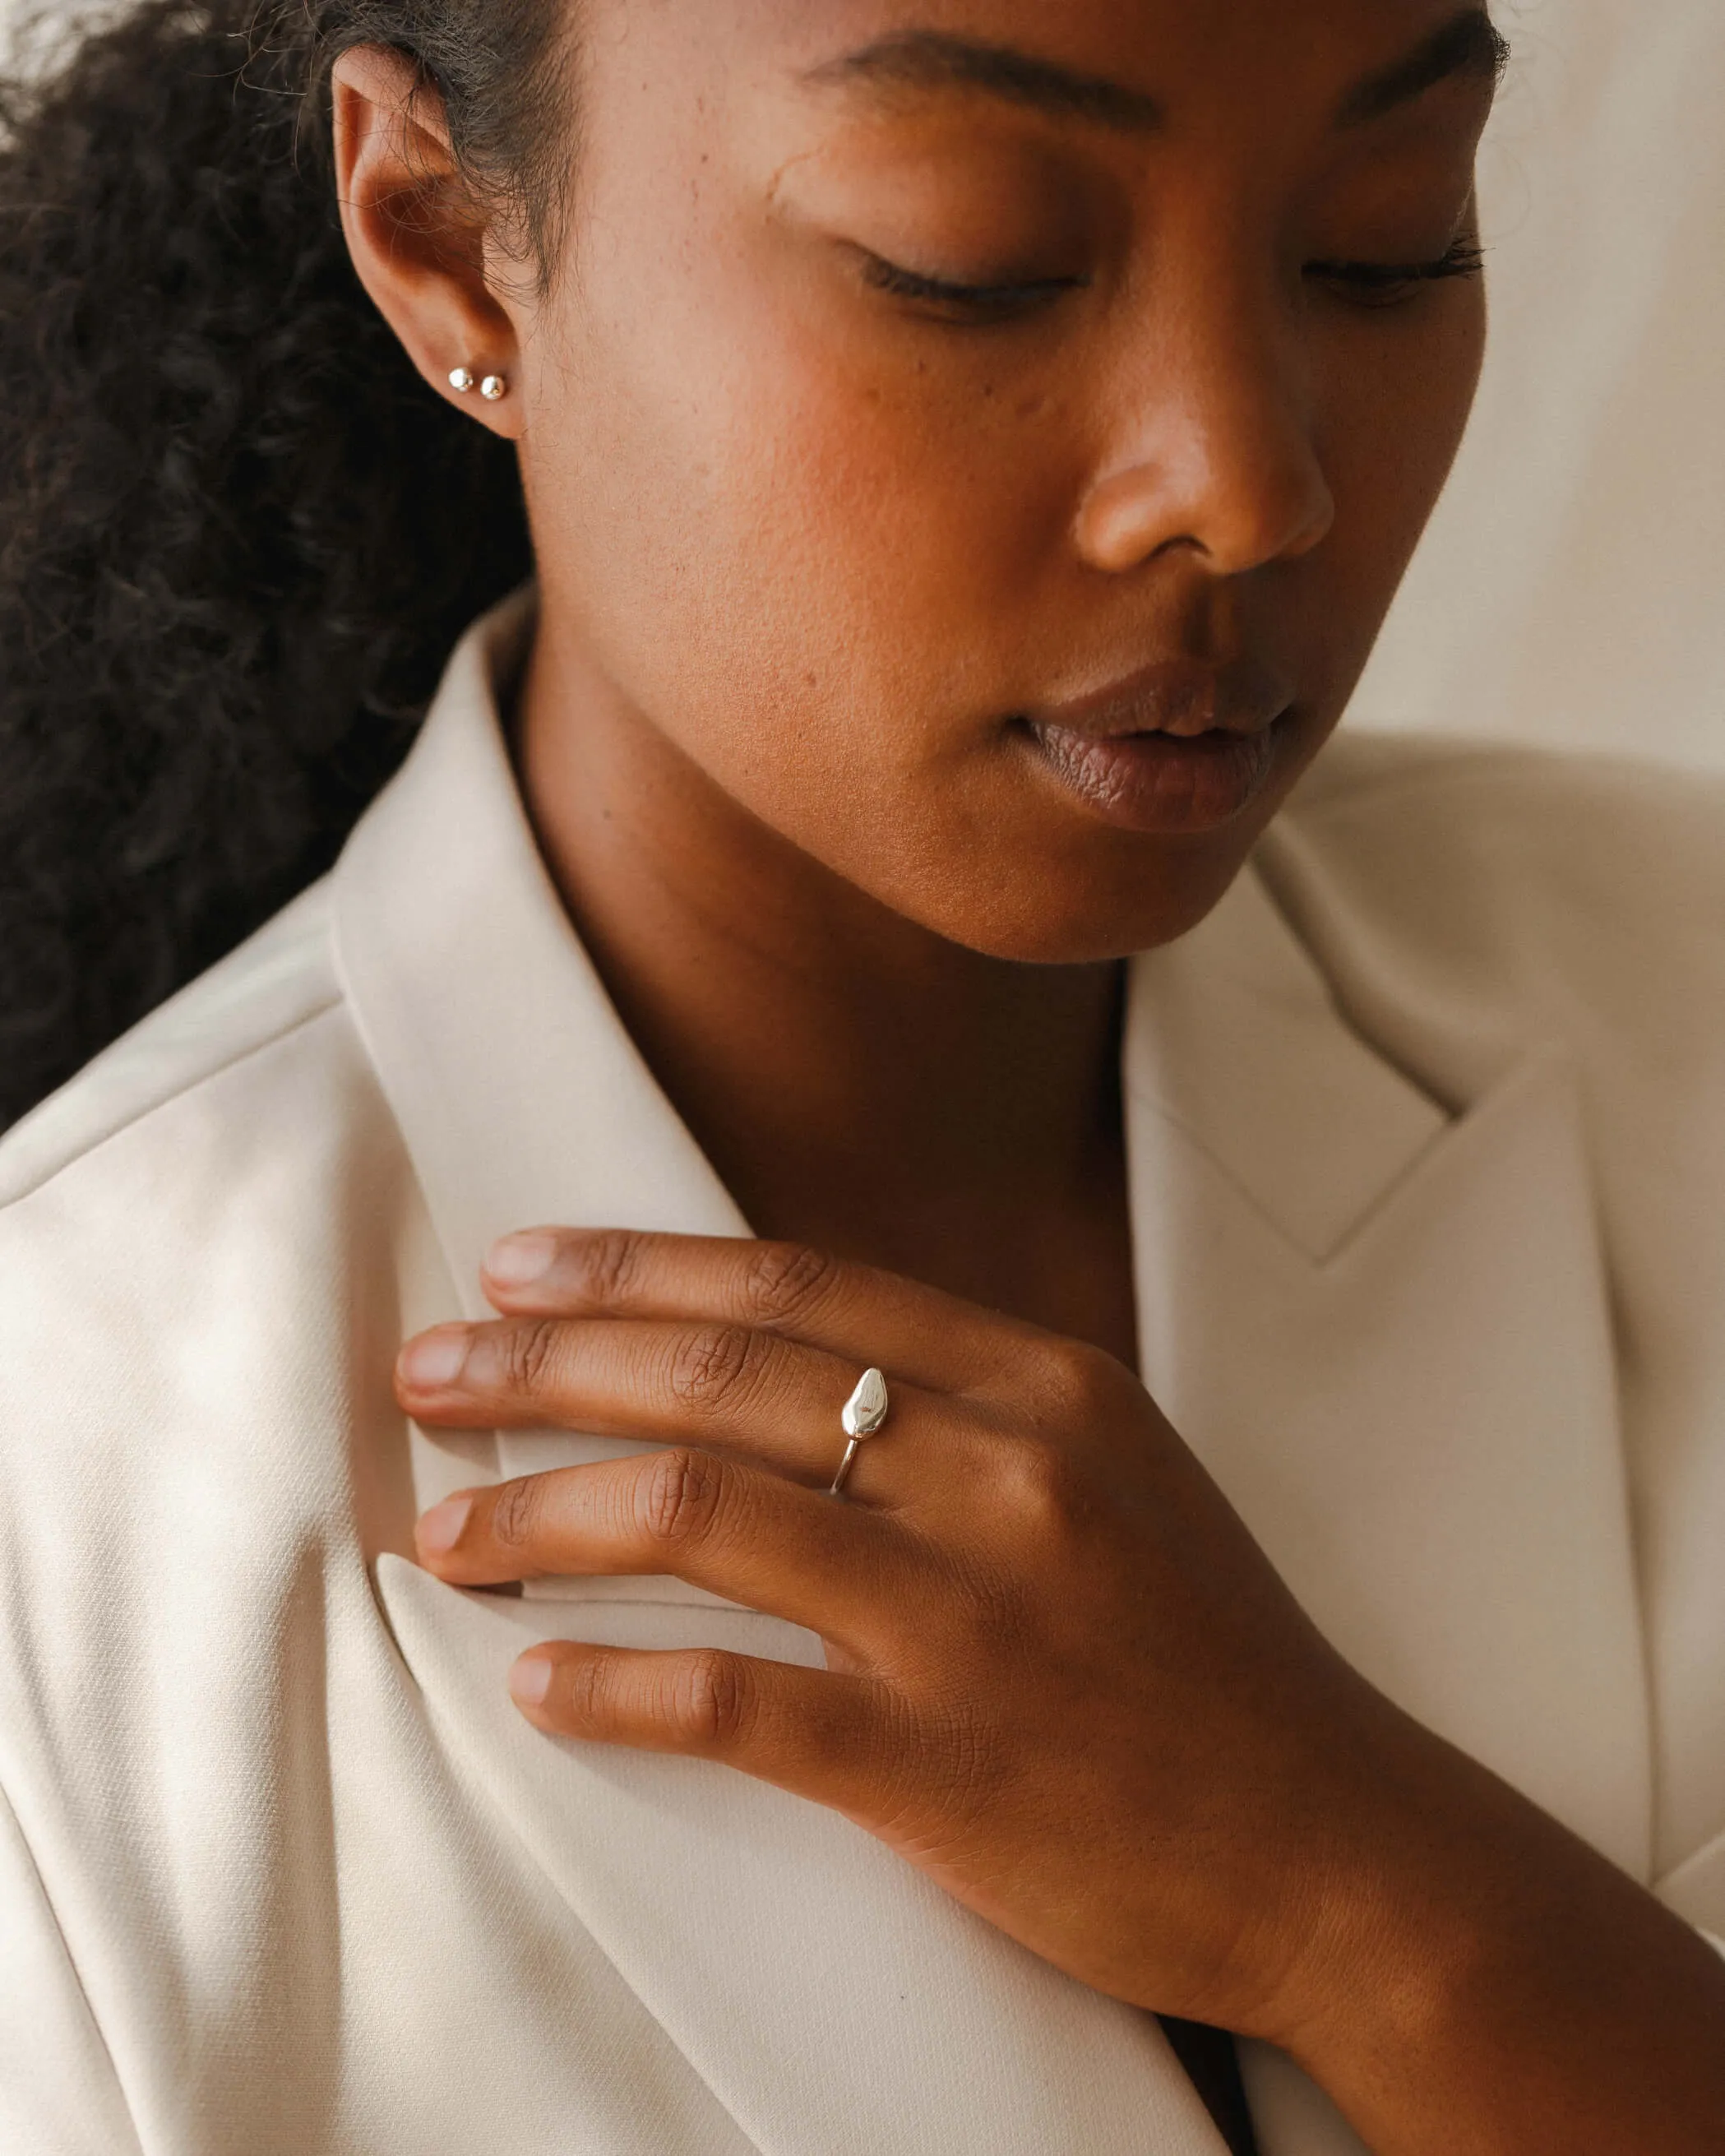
[1248,1673,1626,2064]
[1258,1711,1725,2154]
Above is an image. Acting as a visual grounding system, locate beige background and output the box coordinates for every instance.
[10,0,1723,769]
[1353,0,1725,770]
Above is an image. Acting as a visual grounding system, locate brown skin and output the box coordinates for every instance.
[330,2,1725,2149]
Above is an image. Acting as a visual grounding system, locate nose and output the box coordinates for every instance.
[1072,288,1336,579]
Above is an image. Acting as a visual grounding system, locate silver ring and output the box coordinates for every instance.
[830,1367,890,1497]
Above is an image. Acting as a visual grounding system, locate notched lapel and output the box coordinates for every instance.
[373,1557,1228,2156]
[1126,883,1654,2156]
[1125,867,1449,1264]
[1656,1825,1725,1937]
[1127,912,1651,1875]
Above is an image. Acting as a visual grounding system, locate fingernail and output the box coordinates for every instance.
[417,1495,474,1555]
[485,1231,558,1289]
[399,1326,472,1390]
[509,1653,555,1708]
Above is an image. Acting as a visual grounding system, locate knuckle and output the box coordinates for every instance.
[573,1228,649,1308]
[489,1473,545,1551]
[1031,1335,1124,1425]
[501,1317,562,1395]
[742,1239,839,1327]
[637,1446,729,1548]
[995,1429,1085,1528]
[667,1321,769,1414]
[561,1651,613,1728]
[669,1649,755,1749]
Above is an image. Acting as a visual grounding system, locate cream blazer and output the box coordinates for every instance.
[2,599,1723,2156]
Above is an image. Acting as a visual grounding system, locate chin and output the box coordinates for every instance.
[904,841,1260,967]
[862,712,1325,964]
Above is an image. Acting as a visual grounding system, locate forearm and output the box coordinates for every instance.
[1281,1733,1725,2154]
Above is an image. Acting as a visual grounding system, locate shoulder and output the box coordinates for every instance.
[0,887,428,2039]
[0,876,405,1516]
[0,876,346,1209]
[0,878,419,1767]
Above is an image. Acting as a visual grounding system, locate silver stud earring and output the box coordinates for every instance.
[447,366,474,393]
[479,373,507,401]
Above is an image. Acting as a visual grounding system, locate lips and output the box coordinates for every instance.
[1018,657,1295,835]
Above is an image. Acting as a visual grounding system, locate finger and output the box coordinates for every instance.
[396,1312,950,1491]
[415,1446,910,1640]
[474,1227,1051,1394]
[508,1640,893,1818]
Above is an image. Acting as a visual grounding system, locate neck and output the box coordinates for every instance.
[516,626,1136,1360]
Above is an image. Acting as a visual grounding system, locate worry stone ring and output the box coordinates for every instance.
[830,1367,890,1497]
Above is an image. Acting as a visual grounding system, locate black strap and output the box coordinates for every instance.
[1156,2016,1260,2156]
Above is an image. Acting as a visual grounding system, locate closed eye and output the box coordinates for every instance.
[859,252,1091,322]
[858,234,1483,323]
[1307,234,1486,305]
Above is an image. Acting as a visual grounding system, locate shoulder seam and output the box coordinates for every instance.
[0,992,346,1217]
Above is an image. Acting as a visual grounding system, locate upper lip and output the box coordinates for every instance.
[1026,657,1294,741]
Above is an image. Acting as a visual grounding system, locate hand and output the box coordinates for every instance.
[395,1226,1443,2038]
[397,1229,1725,2153]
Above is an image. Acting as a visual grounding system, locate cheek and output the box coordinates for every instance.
[513,162,1489,961]
[529,303,1072,793]
[1316,288,1487,667]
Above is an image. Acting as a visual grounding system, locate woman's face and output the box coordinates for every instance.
[511,0,1498,960]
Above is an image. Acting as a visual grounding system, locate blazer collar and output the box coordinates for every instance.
[335,603,1651,2156]
[334,594,748,1312]
[332,596,1445,1314]
[1123,851,1447,1261]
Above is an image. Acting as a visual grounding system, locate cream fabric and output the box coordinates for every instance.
[2,599,1725,2154]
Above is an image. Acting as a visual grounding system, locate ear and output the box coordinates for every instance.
[331,44,528,441]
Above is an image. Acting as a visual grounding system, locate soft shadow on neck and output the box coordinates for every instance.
[511,622,1140,1366]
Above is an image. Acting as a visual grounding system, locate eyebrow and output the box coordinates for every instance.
[1336,9,1510,128]
[804,10,1507,137]
[803,31,1163,134]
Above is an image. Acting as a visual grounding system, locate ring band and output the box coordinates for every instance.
[830,1367,889,1497]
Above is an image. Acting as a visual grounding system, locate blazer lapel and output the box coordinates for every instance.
[374,1556,1228,2156]
[1124,868,1653,2151]
[338,606,1228,2156]
[337,607,1650,2155]
[333,596,770,1606]
[1124,866,1651,1869]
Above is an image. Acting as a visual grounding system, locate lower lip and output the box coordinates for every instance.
[1023,718,1286,835]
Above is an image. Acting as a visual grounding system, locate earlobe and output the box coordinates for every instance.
[330,44,525,438]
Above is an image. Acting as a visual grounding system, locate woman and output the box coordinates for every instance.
[1,0,1722,2149]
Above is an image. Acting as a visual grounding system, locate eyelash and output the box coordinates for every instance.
[1307,235,1487,305]
[860,235,1486,322]
[859,255,1091,320]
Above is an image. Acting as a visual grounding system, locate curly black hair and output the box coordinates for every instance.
[0,0,572,1130]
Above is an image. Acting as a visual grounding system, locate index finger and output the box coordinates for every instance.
[475,1228,1049,1393]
